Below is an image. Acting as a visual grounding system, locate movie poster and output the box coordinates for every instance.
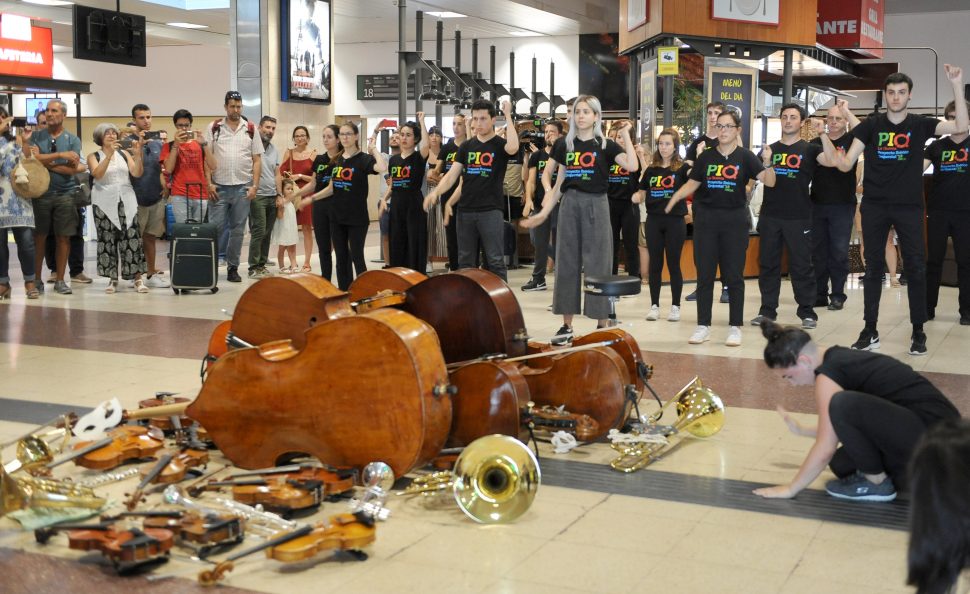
[285,0,331,103]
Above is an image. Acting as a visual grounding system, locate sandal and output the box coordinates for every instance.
[0,282,10,301]
[300,264,312,273]
[25,281,40,300]
[280,267,293,275]
[134,278,149,293]
[105,280,118,294]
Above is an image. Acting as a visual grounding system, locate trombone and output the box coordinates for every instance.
[610,377,725,473]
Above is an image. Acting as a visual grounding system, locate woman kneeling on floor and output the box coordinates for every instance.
[752,320,960,502]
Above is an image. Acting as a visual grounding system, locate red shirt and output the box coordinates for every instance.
[160,141,207,199]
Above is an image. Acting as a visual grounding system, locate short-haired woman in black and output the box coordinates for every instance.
[907,418,970,594]
[606,119,641,280]
[752,320,960,502]
[665,110,775,347]
[636,127,690,322]
[384,113,430,272]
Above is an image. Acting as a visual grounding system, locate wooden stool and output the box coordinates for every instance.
[583,275,641,326]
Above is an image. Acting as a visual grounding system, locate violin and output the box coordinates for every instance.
[73,425,165,471]
[137,393,193,433]
[526,404,600,442]
[36,522,174,571]
[148,449,209,484]
[139,511,245,554]
[208,476,323,514]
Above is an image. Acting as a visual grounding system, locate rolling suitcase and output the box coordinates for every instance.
[170,184,219,294]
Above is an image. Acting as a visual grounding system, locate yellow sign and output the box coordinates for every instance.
[657,46,679,76]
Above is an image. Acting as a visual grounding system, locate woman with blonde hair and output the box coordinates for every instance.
[87,122,147,293]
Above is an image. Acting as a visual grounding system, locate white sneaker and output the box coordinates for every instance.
[645,304,660,321]
[145,274,171,288]
[668,305,681,322]
[726,326,742,347]
[688,325,711,344]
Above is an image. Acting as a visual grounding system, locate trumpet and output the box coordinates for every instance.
[163,485,296,537]
[610,377,725,473]
[399,435,540,524]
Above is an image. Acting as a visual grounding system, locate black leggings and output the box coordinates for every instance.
[312,201,333,282]
[331,223,368,291]
[609,199,640,277]
[828,390,935,487]
[645,214,686,306]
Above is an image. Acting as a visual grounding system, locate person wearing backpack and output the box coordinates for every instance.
[204,91,264,283]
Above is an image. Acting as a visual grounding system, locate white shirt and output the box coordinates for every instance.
[204,118,264,186]
[91,150,139,232]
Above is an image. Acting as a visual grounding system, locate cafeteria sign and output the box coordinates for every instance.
[0,14,53,78]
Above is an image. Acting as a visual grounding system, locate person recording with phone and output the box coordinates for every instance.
[161,109,213,232]
[128,104,169,288]
[0,113,40,300]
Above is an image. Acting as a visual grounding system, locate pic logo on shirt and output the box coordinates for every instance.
[564,151,598,180]
[391,165,414,189]
[444,150,458,170]
[938,148,969,174]
[465,151,495,177]
[331,166,355,190]
[648,174,676,200]
[608,163,631,184]
[876,131,911,161]
[705,164,739,192]
[771,152,803,178]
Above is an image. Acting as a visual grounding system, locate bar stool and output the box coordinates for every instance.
[583,275,641,326]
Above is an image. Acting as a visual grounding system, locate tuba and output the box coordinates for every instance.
[399,434,540,524]
[610,377,724,473]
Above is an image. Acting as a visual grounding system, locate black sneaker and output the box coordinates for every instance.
[719,287,730,303]
[227,266,242,283]
[801,318,818,330]
[909,331,927,356]
[685,290,697,302]
[825,472,896,502]
[851,328,880,351]
[550,325,573,346]
[521,278,547,292]
[749,314,774,326]
[827,298,844,311]
[961,317,970,326]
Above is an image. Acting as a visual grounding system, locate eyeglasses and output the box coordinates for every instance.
[175,123,193,129]
[293,133,308,138]
[50,139,57,152]
[714,124,738,130]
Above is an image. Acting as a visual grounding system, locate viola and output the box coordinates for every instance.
[140,511,245,553]
[73,425,165,471]
[37,522,174,570]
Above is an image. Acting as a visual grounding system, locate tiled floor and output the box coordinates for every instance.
[2,233,967,593]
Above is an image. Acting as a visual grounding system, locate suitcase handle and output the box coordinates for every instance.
[183,183,206,223]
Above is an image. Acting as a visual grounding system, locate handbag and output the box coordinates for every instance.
[72,174,92,207]
[8,154,50,199]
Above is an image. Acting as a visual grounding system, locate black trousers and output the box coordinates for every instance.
[812,202,856,303]
[828,390,934,488]
[859,201,927,326]
[45,208,85,276]
[312,201,333,282]
[645,214,686,306]
[693,207,749,327]
[609,199,640,277]
[757,216,817,320]
[926,209,970,319]
[528,204,558,282]
[331,222,368,291]
[389,192,428,273]
[442,200,459,271]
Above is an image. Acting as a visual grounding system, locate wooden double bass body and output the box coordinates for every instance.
[190,307,452,478]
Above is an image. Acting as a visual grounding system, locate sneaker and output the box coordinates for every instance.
[70,273,93,284]
[145,274,170,288]
[750,314,774,326]
[258,267,273,278]
[521,278,547,292]
[645,304,660,321]
[551,325,573,346]
[688,325,710,344]
[685,290,697,302]
[802,318,818,330]
[53,280,72,295]
[961,317,970,326]
[218,259,228,268]
[667,305,681,322]
[828,298,845,311]
[825,472,896,502]
[35,280,45,294]
[909,331,927,356]
[725,326,742,347]
[227,266,241,283]
[851,328,880,351]
[248,267,260,279]
[720,287,730,304]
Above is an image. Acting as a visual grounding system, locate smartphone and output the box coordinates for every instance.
[11,117,28,128]
[378,118,397,129]
[119,138,134,150]
[144,130,162,140]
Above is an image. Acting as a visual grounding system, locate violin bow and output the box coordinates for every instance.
[45,436,114,469]
[444,338,620,370]
[197,524,314,586]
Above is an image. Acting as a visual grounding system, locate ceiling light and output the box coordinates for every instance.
[166,22,209,29]
[22,0,73,5]
[426,11,465,18]
[508,31,537,37]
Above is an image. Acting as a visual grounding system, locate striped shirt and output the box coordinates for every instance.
[204,118,264,186]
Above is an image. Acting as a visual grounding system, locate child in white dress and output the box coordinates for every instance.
[272,178,302,273]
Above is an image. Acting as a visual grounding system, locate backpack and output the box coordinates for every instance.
[210,117,255,143]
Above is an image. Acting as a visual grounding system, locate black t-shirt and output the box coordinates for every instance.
[852,113,939,205]
[438,139,461,202]
[688,146,764,209]
[925,136,970,211]
[810,134,858,205]
[528,149,557,204]
[550,137,624,195]
[310,153,334,212]
[759,140,821,220]
[388,151,427,200]
[607,163,639,201]
[816,346,960,426]
[686,134,718,163]
[457,135,511,212]
[328,152,378,226]
[641,164,689,216]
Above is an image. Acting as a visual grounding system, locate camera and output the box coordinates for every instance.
[119,138,134,150]
[144,130,162,140]
[519,129,545,149]
[11,117,28,128]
